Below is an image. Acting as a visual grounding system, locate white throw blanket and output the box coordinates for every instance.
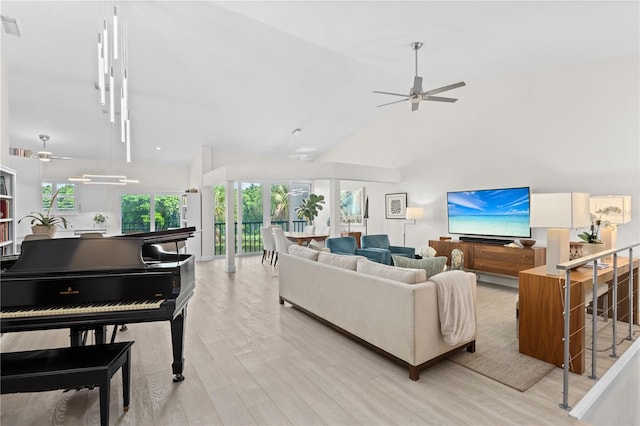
[430,270,476,345]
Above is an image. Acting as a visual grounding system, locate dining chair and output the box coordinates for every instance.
[272,227,295,267]
[260,226,276,265]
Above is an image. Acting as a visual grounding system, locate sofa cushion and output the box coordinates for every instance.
[317,252,364,270]
[356,259,427,284]
[288,244,320,261]
[392,256,447,279]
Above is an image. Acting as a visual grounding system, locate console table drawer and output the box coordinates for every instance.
[474,245,536,263]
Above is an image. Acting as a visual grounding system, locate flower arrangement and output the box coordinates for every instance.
[577,206,622,243]
[417,246,437,258]
[93,213,107,225]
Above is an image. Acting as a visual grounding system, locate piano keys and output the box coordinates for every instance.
[0,227,196,382]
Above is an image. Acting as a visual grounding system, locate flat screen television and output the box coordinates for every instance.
[447,187,531,239]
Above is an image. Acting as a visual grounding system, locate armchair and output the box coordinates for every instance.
[326,236,390,264]
[361,234,415,265]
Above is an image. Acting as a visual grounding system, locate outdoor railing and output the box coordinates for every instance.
[556,242,639,410]
[121,219,307,255]
[213,220,306,255]
[121,220,180,234]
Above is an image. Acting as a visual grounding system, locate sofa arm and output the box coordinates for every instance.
[390,246,415,258]
[356,247,391,264]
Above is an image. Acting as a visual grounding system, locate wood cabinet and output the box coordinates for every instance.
[518,259,639,374]
[0,166,16,255]
[428,239,545,277]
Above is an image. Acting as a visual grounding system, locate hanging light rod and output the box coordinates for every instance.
[96,4,131,162]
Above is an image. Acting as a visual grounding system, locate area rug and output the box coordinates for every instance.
[449,283,556,392]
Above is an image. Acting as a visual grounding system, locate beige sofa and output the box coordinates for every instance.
[278,248,477,380]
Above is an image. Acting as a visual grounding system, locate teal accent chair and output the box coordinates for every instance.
[361,234,415,265]
[326,236,389,264]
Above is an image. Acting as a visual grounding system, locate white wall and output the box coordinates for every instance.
[320,55,640,250]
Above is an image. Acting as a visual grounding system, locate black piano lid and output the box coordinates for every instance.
[3,227,195,275]
[117,227,196,244]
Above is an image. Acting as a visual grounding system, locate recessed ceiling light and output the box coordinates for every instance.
[155,146,162,151]
[1,16,21,37]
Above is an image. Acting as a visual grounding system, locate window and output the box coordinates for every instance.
[42,182,76,213]
[120,193,180,234]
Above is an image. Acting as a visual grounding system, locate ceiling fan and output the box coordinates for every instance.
[373,42,466,111]
[10,134,75,162]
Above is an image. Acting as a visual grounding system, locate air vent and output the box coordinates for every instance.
[1,16,21,37]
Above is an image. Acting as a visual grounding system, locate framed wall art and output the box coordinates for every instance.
[340,187,364,225]
[385,192,407,219]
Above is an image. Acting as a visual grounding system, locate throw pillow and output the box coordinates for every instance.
[356,259,427,284]
[392,255,447,279]
[317,252,364,270]
[308,239,330,252]
[288,244,320,261]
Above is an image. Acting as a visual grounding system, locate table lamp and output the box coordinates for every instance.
[530,192,590,275]
[590,195,632,251]
[404,207,424,246]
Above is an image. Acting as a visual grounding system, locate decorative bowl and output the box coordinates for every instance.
[519,239,536,248]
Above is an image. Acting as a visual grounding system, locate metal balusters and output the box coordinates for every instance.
[611,253,618,359]
[628,247,635,341]
[590,259,598,379]
[561,268,572,410]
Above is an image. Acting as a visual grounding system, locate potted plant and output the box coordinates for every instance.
[19,189,68,238]
[295,193,325,224]
[93,213,107,227]
[577,205,621,255]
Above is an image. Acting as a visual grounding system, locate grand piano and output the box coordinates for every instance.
[0,227,196,382]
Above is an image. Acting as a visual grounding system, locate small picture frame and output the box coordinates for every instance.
[385,192,407,219]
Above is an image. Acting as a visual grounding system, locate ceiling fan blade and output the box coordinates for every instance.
[425,95,458,103]
[411,102,419,112]
[376,98,410,107]
[424,81,466,96]
[373,90,410,97]
[412,76,423,95]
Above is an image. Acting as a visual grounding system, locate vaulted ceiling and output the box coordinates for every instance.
[2,1,638,166]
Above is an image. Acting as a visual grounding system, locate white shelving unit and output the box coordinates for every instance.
[181,192,202,260]
[0,165,17,256]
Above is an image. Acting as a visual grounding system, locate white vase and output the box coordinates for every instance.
[31,225,56,238]
[581,242,605,257]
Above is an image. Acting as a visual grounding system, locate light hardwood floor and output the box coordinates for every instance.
[1,256,637,425]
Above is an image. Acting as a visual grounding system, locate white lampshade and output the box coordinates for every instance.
[531,192,590,275]
[406,207,424,220]
[590,195,632,224]
[530,193,591,229]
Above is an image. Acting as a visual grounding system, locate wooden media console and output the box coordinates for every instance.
[428,239,546,278]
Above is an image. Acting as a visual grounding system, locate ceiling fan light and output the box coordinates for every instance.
[38,151,52,162]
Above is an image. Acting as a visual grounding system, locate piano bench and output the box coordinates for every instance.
[1,341,134,426]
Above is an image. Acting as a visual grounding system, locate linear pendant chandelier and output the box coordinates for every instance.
[97,2,131,163]
[68,174,140,185]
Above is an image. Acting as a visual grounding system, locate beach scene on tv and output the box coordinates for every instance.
[447,187,531,238]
